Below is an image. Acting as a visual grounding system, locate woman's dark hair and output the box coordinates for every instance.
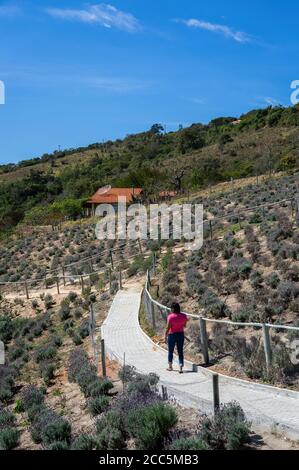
[171,302,181,314]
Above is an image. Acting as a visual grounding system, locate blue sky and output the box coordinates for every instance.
[0,0,298,164]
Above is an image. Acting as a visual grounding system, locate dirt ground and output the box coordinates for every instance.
[173,404,299,450]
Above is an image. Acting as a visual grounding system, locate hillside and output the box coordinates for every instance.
[0,172,299,450]
[0,105,299,235]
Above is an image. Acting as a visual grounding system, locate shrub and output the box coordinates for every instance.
[126,403,177,450]
[14,399,24,413]
[119,366,159,396]
[0,409,16,429]
[27,403,46,423]
[164,283,180,297]
[250,271,263,289]
[68,348,89,382]
[249,212,262,224]
[201,290,229,319]
[78,320,90,339]
[127,255,152,277]
[0,427,20,450]
[36,344,57,363]
[72,434,98,450]
[46,440,69,450]
[21,385,45,410]
[42,417,72,446]
[40,361,56,386]
[30,406,71,445]
[31,299,39,309]
[0,365,18,403]
[199,402,250,450]
[97,427,126,450]
[266,272,280,289]
[88,379,114,398]
[96,410,127,450]
[0,315,13,343]
[232,305,263,323]
[59,304,71,321]
[67,292,78,302]
[170,437,209,450]
[88,396,109,416]
[73,307,83,319]
[278,282,294,304]
[44,294,55,309]
[72,333,83,345]
[68,348,113,398]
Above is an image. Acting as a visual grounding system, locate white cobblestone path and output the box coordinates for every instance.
[101,285,299,439]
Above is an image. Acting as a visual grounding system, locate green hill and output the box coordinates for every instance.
[0,105,299,234]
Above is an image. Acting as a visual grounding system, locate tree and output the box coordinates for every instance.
[150,124,164,136]
[218,133,233,151]
[279,153,297,171]
[51,199,84,220]
[171,168,187,192]
[178,126,205,154]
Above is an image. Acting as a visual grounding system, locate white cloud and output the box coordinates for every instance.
[175,18,250,43]
[3,67,150,94]
[190,97,205,104]
[264,97,279,106]
[84,77,148,93]
[46,3,141,33]
[256,96,281,107]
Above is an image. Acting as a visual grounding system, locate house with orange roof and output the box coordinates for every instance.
[85,187,143,216]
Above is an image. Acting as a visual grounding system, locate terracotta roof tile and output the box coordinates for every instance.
[87,188,143,204]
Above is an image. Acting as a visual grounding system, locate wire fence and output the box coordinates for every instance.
[144,264,299,385]
[0,243,145,299]
[1,194,298,295]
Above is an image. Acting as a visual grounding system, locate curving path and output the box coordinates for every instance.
[101,284,299,440]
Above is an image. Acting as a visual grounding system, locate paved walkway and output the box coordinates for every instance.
[101,286,299,440]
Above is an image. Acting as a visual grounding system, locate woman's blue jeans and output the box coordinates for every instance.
[168,332,184,367]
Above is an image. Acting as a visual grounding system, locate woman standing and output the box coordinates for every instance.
[165,302,188,374]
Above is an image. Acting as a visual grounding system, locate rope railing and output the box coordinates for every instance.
[0,247,154,300]
[144,265,299,373]
[144,270,299,332]
[0,242,141,291]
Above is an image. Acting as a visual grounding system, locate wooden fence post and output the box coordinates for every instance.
[62,266,66,286]
[80,275,84,294]
[161,385,168,401]
[109,268,112,292]
[24,281,29,300]
[291,199,294,220]
[138,238,142,254]
[150,299,156,331]
[238,214,242,230]
[262,324,272,370]
[148,270,151,287]
[199,317,209,365]
[212,373,220,414]
[153,252,156,276]
[110,251,114,270]
[56,278,60,295]
[209,220,213,241]
[119,269,122,290]
[101,339,107,378]
[90,304,97,361]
